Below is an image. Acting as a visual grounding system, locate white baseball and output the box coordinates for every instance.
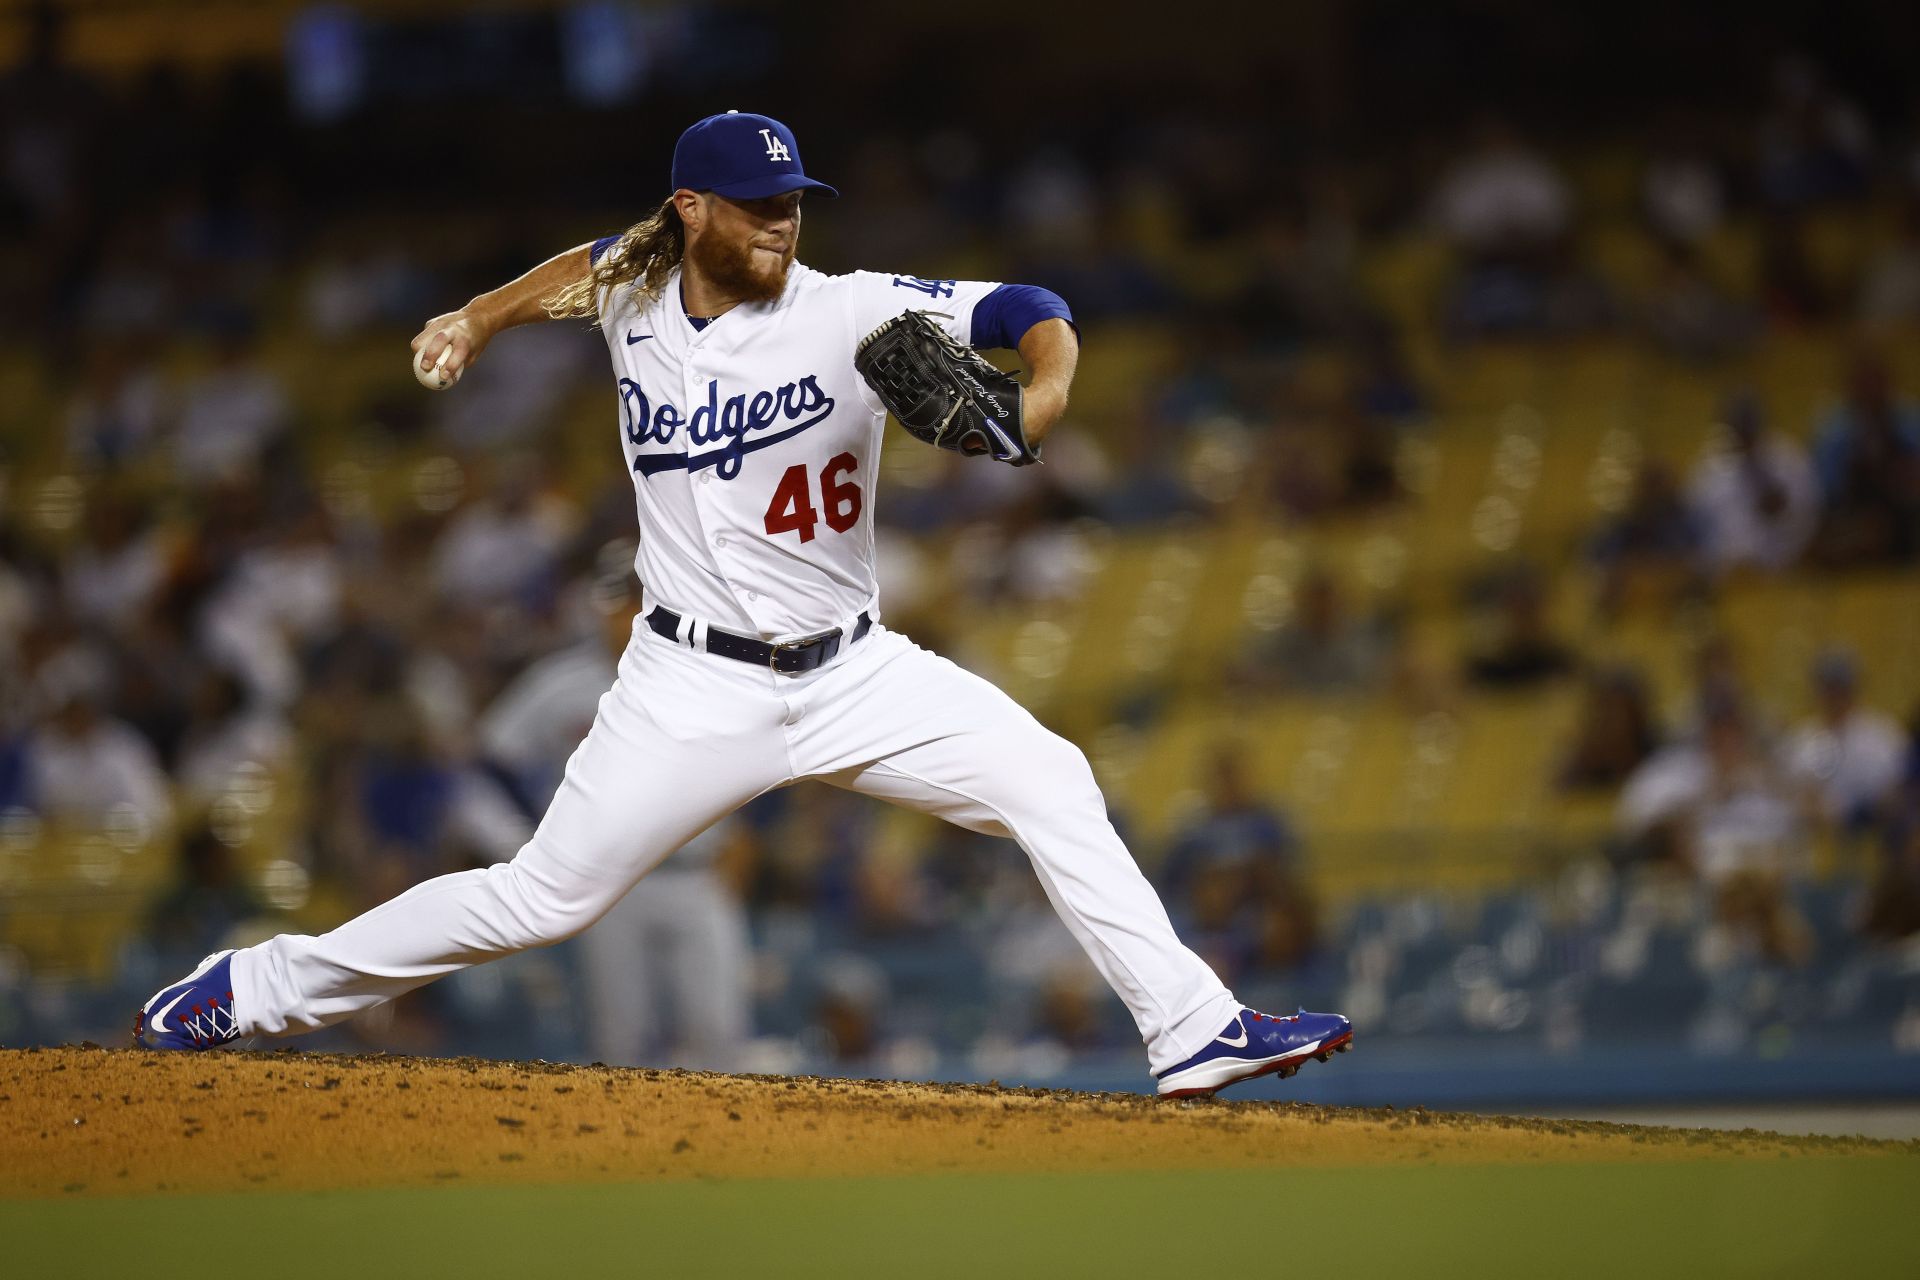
[414,341,462,391]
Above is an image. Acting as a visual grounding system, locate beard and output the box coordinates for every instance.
[687,229,793,305]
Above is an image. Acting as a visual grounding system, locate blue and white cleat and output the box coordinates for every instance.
[1155,1008,1352,1098]
[132,950,243,1050]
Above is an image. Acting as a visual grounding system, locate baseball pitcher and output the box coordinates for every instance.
[136,111,1350,1097]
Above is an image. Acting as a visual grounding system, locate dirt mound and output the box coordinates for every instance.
[2,1046,1906,1197]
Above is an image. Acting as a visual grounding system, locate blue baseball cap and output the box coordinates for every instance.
[670,111,838,200]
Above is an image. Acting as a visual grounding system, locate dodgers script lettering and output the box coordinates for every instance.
[621,374,837,480]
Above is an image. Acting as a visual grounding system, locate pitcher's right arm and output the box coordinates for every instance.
[409,243,597,382]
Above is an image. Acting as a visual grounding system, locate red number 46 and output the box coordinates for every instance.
[763,452,862,543]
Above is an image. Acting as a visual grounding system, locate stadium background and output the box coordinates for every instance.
[0,0,1917,1129]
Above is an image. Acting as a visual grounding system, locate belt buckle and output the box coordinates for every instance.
[769,626,841,672]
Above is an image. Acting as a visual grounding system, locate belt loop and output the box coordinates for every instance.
[689,617,709,652]
[675,611,696,648]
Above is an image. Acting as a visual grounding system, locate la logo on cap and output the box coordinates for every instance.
[671,111,837,198]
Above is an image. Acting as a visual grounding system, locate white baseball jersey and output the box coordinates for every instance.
[596,266,1001,638]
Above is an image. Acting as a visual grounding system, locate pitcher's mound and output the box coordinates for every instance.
[1,1046,1901,1197]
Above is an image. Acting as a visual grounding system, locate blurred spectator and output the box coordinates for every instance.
[1154,325,1241,425]
[1347,329,1427,425]
[1009,206,1171,326]
[807,953,892,1066]
[1808,352,1920,566]
[199,499,342,707]
[147,823,266,964]
[175,669,293,806]
[301,243,432,340]
[61,490,171,626]
[0,733,28,813]
[1755,211,1830,324]
[1261,415,1343,521]
[477,611,617,814]
[1687,392,1818,574]
[1589,459,1702,614]
[1430,117,1593,338]
[430,460,577,608]
[1026,963,1130,1055]
[835,138,959,274]
[348,700,529,892]
[1617,700,1809,962]
[0,545,37,680]
[1225,201,1370,351]
[988,482,1101,605]
[1676,632,1774,746]
[1557,666,1662,793]
[1642,139,1725,249]
[78,222,175,341]
[0,6,95,232]
[1161,748,1299,887]
[1755,55,1873,209]
[1330,403,1402,511]
[1858,198,1920,325]
[1005,147,1098,255]
[841,838,943,937]
[64,346,168,468]
[169,328,291,482]
[1238,568,1393,695]
[22,649,172,834]
[745,784,878,920]
[1160,746,1316,977]
[1642,245,1757,362]
[109,593,206,769]
[1462,569,1575,690]
[1782,649,1904,833]
[1432,118,1571,258]
[1862,815,1920,941]
[1099,409,1199,527]
[396,607,493,747]
[580,818,754,1071]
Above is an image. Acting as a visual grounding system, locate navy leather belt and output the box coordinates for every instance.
[646,606,872,674]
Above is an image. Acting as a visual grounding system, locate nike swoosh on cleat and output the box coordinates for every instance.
[1214,1018,1250,1049]
[148,990,189,1034]
[626,332,654,344]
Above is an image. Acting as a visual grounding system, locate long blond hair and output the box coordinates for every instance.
[543,198,684,320]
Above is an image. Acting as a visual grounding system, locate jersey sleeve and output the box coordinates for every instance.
[844,270,1004,348]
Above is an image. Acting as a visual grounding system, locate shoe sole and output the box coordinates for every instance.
[1157,1030,1354,1099]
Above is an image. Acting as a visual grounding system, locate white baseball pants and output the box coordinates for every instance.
[232,621,1240,1073]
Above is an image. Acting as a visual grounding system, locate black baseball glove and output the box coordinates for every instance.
[854,310,1041,466]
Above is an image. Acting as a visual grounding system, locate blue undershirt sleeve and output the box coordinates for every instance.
[589,234,620,265]
[969,283,1076,350]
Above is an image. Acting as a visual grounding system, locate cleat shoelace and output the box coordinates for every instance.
[177,990,240,1046]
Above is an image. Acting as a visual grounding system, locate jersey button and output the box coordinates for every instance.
[748,591,759,601]
[701,472,713,485]
[715,535,729,547]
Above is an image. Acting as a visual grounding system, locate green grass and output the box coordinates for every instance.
[5,1159,1914,1279]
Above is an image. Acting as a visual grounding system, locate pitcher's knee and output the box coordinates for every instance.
[482,858,621,949]
[997,730,1106,816]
